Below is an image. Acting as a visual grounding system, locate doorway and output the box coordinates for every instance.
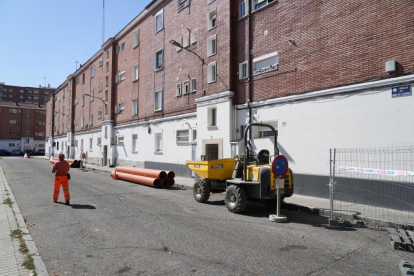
[202,138,223,161]
[103,145,108,166]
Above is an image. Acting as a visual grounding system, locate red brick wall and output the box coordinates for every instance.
[0,105,46,139]
[0,84,54,105]
[234,0,414,104]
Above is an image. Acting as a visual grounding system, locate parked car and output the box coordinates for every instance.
[10,149,22,156]
[0,149,11,156]
[36,149,45,156]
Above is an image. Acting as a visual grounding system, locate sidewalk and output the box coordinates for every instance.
[37,156,413,228]
[0,166,48,276]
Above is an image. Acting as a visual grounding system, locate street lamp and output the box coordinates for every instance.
[82,94,107,120]
[169,40,205,95]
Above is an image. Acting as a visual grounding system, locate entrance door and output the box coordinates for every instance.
[103,145,108,166]
[205,144,219,161]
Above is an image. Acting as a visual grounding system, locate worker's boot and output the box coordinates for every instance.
[65,200,70,205]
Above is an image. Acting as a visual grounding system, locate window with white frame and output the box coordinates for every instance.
[98,110,102,120]
[155,9,163,32]
[175,37,182,51]
[183,81,189,94]
[183,33,190,48]
[252,51,278,76]
[156,50,163,69]
[133,64,139,81]
[154,90,162,111]
[155,133,162,153]
[176,83,182,97]
[208,9,217,30]
[105,90,108,101]
[90,89,94,102]
[133,29,140,48]
[239,1,247,18]
[89,114,93,126]
[208,62,217,83]
[207,35,217,56]
[191,28,197,44]
[253,0,275,11]
[120,42,126,51]
[257,121,278,138]
[178,0,190,10]
[91,65,95,78]
[132,134,138,152]
[191,78,197,92]
[119,71,126,82]
[99,59,103,67]
[118,103,124,114]
[132,99,138,116]
[239,61,249,79]
[176,129,189,142]
[89,138,93,150]
[106,62,109,72]
[82,95,85,106]
[105,103,108,114]
[208,107,217,127]
[81,116,84,128]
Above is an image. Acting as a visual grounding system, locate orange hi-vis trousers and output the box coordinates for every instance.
[53,176,70,202]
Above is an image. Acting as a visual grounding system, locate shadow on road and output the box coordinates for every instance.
[54,202,96,209]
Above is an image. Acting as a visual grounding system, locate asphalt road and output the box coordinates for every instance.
[0,157,403,276]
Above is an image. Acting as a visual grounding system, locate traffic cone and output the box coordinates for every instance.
[27,154,30,159]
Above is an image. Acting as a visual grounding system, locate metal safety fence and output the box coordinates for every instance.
[329,147,414,265]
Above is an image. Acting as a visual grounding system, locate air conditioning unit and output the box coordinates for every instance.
[116,136,124,144]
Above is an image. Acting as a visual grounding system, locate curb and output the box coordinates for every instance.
[0,167,49,276]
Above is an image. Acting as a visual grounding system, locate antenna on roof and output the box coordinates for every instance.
[43,75,46,87]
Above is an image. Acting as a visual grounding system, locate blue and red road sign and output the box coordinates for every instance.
[272,155,289,178]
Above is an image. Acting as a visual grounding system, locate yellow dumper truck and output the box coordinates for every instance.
[186,123,293,213]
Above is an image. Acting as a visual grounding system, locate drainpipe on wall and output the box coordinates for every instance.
[247,0,253,141]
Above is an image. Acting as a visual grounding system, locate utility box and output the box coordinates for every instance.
[385,60,396,73]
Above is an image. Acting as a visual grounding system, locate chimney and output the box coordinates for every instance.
[48,84,50,88]
[39,85,41,88]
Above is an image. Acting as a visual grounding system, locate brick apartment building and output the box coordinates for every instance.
[47,0,414,198]
[0,83,54,105]
[0,102,47,153]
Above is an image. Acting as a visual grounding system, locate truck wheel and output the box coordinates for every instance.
[193,179,211,203]
[225,185,247,213]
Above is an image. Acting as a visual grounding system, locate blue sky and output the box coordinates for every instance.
[0,0,149,88]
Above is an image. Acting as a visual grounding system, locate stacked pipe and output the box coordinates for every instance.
[49,157,81,168]
[111,166,175,189]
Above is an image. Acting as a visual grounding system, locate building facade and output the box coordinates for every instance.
[46,0,414,198]
[0,83,54,105]
[0,102,47,153]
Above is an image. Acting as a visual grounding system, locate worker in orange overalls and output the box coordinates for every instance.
[52,153,71,205]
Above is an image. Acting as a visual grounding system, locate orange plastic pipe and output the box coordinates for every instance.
[165,171,175,180]
[110,171,117,179]
[115,166,167,180]
[116,172,161,187]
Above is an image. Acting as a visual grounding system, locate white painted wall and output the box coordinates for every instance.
[0,140,21,152]
[237,81,414,176]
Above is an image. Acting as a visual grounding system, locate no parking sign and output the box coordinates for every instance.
[272,155,289,178]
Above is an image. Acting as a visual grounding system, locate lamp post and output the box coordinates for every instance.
[82,94,107,121]
[169,40,205,95]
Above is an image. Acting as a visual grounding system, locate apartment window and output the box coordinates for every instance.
[208,62,217,83]
[183,33,190,48]
[117,103,125,114]
[26,119,30,124]
[89,138,93,150]
[27,114,30,119]
[90,89,94,102]
[81,116,84,128]
[176,83,182,97]
[154,90,162,111]
[105,126,108,138]
[28,90,33,94]
[178,0,190,11]
[239,61,249,79]
[105,76,109,87]
[20,90,24,93]
[107,50,109,58]
[74,118,78,126]
[97,137,101,145]
[57,142,59,150]
[208,107,217,127]
[82,95,85,106]
[89,114,93,126]
[91,65,95,78]
[253,51,278,76]
[258,122,278,138]
[253,0,275,11]
[132,99,138,116]
[9,120,18,124]
[155,133,162,153]
[105,103,108,114]
[176,130,189,142]
[82,73,85,84]
[175,37,182,51]
[133,64,139,81]
[34,90,39,94]
[120,42,126,51]
[74,97,79,105]
[9,109,20,114]
[119,71,126,82]
[155,9,164,32]
[192,129,197,141]
[132,134,138,152]
[9,89,13,92]
[208,9,217,30]
[26,130,30,135]
[34,96,39,100]
[20,96,23,99]
[133,29,140,48]
[191,78,197,92]
[8,95,12,98]
[183,81,189,95]
[239,1,247,18]
[207,35,217,56]
[156,50,163,69]
[190,28,197,44]
[98,110,102,120]
[99,59,103,67]
[106,62,109,73]
[105,90,108,101]
[76,77,79,85]
[9,143,15,147]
